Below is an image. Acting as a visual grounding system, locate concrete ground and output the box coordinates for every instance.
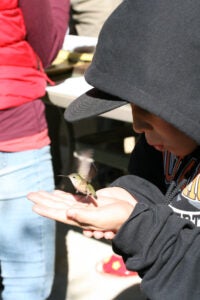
[48,222,146,300]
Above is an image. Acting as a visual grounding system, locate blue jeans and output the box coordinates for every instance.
[0,146,55,300]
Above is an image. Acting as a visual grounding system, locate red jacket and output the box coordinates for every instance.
[0,0,69,151]
[0,0,48,109]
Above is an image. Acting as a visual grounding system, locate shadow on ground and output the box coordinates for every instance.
[48,222,69,300]
[113,284,146,300]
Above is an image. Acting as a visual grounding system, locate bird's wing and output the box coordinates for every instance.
[73,149,97,182]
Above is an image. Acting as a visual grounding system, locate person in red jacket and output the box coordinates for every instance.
[0,1,69,299]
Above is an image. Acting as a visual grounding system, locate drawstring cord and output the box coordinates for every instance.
[165,178,187,205]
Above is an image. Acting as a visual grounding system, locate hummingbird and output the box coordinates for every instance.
[59,149,97,203]
[67,173,97,199]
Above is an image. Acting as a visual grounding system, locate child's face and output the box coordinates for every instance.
[131,104,198,157]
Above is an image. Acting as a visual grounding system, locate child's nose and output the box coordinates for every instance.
[131,104,153,133]
[133,118,151,134]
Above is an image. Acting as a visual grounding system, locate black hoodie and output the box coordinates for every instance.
[102,1,200,299]
[112,135,200,300]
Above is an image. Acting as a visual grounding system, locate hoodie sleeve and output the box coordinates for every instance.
[111,175,200,300]
[20,0,70,67]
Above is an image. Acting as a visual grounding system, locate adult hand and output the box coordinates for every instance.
[27,187,137,239]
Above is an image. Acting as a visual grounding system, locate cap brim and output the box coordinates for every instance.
[64,88,128,122]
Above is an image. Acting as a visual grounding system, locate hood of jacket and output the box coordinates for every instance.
[65,0,200,145]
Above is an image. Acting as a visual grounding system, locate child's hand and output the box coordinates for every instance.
[27,187,137,239]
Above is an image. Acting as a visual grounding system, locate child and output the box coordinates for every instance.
[28,0,200,299]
